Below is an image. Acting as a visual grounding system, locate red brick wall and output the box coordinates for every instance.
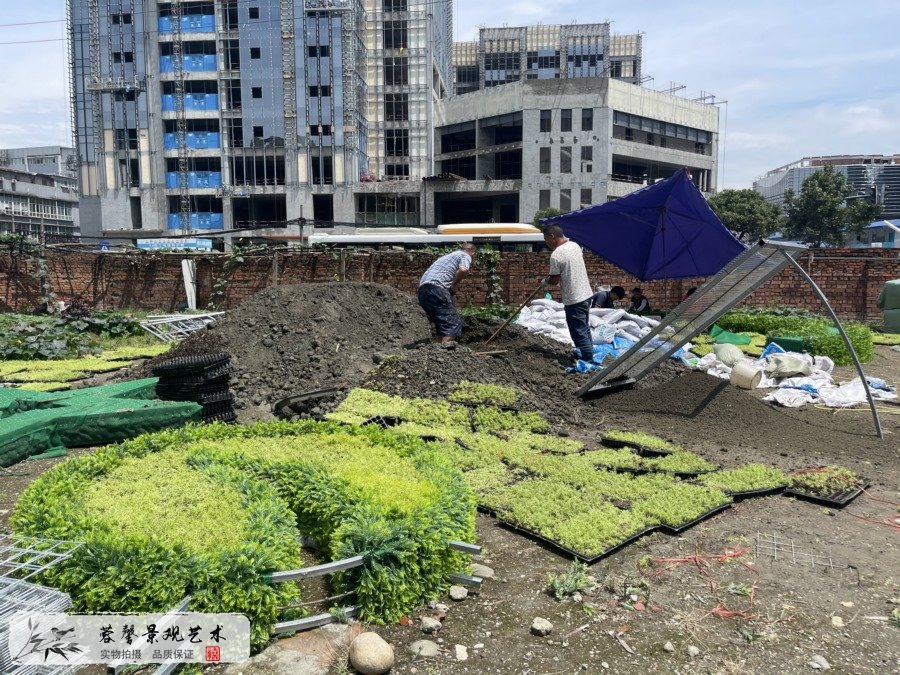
[0,247,897,322]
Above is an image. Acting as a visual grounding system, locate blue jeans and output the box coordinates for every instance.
[564,299,594,361]
[418,283,462,338]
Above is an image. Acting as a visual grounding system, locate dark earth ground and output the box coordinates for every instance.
[2,284,898,674]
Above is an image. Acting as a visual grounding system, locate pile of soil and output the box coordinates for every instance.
[141,283,430,418]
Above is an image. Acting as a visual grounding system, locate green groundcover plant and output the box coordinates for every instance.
[697,464,789,494]
[602,430,682,454]
[12,442,300,650]
[633,483,731,528]
[788,465,863,496]
[14,420,476,647]
[472,406,550,434]
[448,381,521,406]
[327,388,471,428]
[582,448,644,471]
[643,451,718,475]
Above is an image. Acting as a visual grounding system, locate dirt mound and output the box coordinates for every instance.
[142,283,431,418]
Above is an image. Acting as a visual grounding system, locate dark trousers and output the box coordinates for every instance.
[564,299,595,361]
[418,283,462,338]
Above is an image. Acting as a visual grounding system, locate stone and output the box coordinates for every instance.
[470,563,495,579]
[428,601,450,612]
[809,655,831,670]
[663,642,675,653]
[262,338,273,348]
[601,662,609,669]
[572,592,583,603]
[473,643,484,650]
[348,633,394,675]
[687,645,700,658]
[531,618,553,637]
[420,617,442,634]
[455,645,468,661]
[449,585,468,601]
[409,640,440,658]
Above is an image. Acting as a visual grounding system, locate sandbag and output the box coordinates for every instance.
[617,321,642,338]
[764,354,813,378]
[713,343,745,367]
[531,298,564,310]
[592,324,617,344]
[588,315,602,328]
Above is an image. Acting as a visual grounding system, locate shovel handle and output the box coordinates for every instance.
[485,283,545,345]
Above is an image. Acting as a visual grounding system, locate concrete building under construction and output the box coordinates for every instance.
[67,2,717,239]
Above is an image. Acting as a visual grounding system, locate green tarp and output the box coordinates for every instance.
[0,378,202,468]
[709,324,752,345]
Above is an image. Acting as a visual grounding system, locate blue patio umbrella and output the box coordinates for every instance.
[541,169,746,280]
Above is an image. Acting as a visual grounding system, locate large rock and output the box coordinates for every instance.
[531,618,553,637]
[409,640,440,658]
[421,617,442,634]
[470,563,495,579]
[348,632,394,675]
[449,585,468,601]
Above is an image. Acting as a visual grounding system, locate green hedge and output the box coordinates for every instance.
[716,309,874,365]
[13,420,476,644]
[12,441,300,650]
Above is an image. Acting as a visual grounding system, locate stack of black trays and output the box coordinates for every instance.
[152,353,235,423]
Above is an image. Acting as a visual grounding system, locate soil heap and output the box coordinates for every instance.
[144,283,431,418]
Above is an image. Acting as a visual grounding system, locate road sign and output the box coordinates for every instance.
[98,241,111,252]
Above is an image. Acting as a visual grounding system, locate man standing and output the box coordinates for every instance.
[540,225,595,363]
[418,243,476,347]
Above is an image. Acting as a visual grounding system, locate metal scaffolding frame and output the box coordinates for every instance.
[576,241,883,439]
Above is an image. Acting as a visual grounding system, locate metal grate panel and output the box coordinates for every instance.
[577,242,801,396]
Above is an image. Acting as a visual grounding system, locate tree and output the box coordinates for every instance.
[533,208,563,227]
[782,166,881,248]
[707,189,782,243]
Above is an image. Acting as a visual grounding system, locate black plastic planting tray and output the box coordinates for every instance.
[362,415,403,429]
[154,363,232,386]
[725,485,786,501]
[478,506,658,564]
[784,481,869,508]
[658,503,732,534]
[152,353,230,376]
[452,399,521,412]
[600,437,673,457]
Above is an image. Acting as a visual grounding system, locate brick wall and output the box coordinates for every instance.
[0,247,897,322]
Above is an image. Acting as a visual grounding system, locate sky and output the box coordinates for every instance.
[1,0,898,189]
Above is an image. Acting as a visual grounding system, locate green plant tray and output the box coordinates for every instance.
[766,335,806,352]
[784,481,869,508]
[658,503,731,534]
[481,505,659,564]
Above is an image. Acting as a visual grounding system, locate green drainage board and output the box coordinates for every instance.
[0,378,202,467]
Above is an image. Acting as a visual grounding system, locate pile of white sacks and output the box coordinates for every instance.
[516,298,692,351]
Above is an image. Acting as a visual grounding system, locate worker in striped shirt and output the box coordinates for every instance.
[418,243,476,348]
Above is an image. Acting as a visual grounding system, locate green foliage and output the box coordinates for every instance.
[328,388,470,428]
[459,303,514,321]
[472,406,549,434]
[582,448,644,471]
[717,310,874,365]
[707,189,782,242]
[12,437,301,651]
[0,320,94,360]
[449,380,521,406]
[698,464,789,493]
[782,166,881,248]
[508,431,583,455]
[633,483,731,528]
[872,332,900,346]
[602,430,681,454]
[476,245,503,306]
[789,465,862,496]
[548,561,591,600]
[490,478,654,557]
[533,208,564,226]
[643,451,717,475]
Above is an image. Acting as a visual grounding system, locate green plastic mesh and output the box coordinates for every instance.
[0,378,202,467]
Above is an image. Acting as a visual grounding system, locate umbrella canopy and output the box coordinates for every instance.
[542,169,747,280]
